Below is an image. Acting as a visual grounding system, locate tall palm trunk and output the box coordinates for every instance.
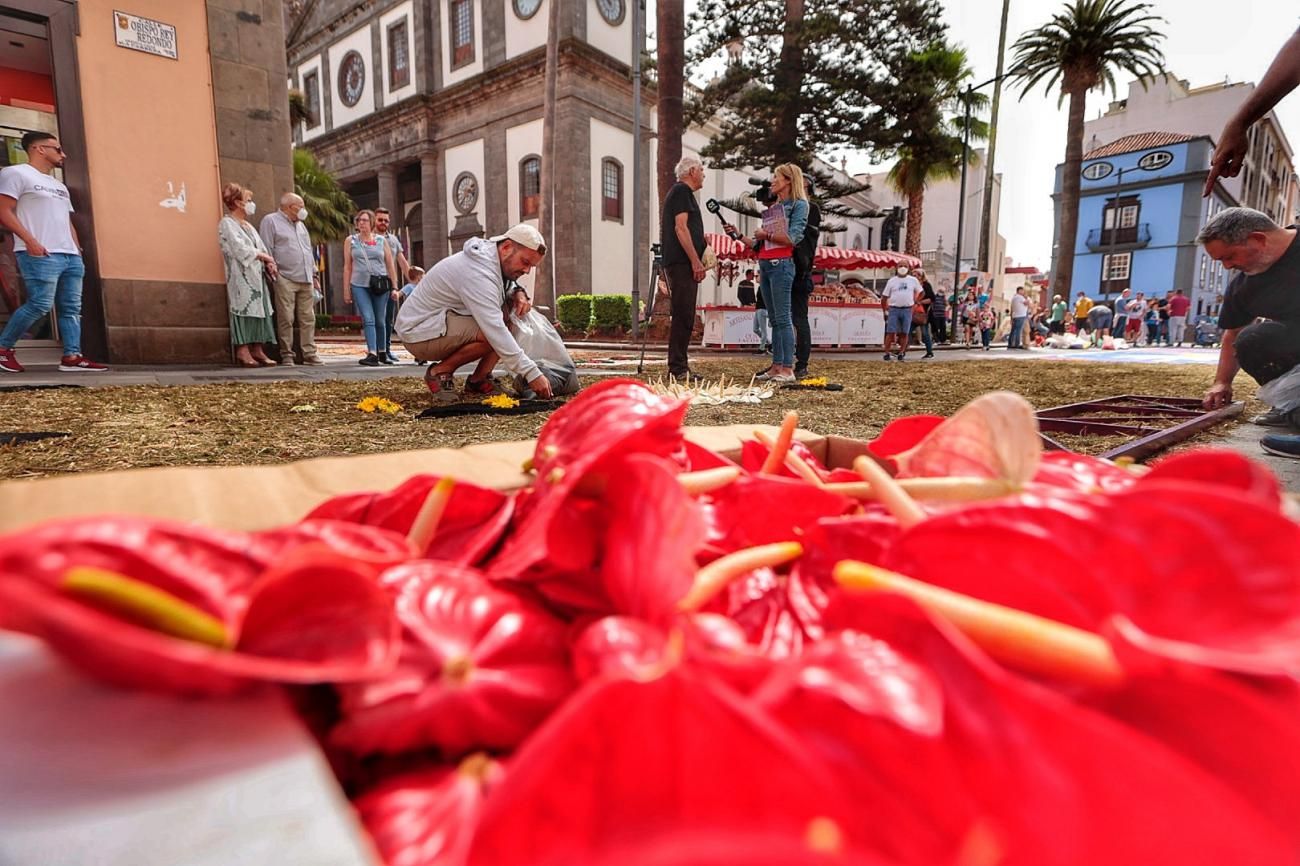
[1053,84,1088,301]
[656,0,684,200]
[905,189,924,256]
[536,0,561,315]
[977,0,1010,272]
[772,0,804,161]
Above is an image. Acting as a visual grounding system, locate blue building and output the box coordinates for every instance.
[1052,132,1235,317]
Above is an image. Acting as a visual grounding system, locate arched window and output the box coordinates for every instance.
[520,155,540,219]
[601,157,623,221]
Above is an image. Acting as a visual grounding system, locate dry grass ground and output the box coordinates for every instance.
[0,359,1252,479]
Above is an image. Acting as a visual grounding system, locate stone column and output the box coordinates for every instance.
[377,164,399,215]
[420,151,442,263]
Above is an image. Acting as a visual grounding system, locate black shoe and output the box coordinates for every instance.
[359,353,381,367]
[897,353,906,361]
[1260,432,1300,459]
[922,352,935,359]
[1253,407,1295,428]
[882,352,892,361]
[383,353,400,365]
[794,367,811,380]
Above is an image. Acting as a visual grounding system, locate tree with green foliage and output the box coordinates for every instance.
[687,0,948,169]
[887,44,988,257]
[1009,0,1165,299]
[292,147,354,244]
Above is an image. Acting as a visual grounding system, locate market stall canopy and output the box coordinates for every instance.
[704,233,922,271]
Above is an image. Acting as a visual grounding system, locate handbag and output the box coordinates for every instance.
[367,274,394,296]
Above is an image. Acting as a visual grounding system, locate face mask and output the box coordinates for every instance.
[296,207,309,221]
[244,201,256,216]
[896,268,908,277]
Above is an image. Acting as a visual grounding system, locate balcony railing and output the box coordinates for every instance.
[1085,223,1152,252]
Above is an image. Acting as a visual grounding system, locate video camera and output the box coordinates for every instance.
[748,177,777,206]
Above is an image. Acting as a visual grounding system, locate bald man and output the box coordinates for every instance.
[259,192,322,365]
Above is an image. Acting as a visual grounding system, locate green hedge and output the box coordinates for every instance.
[557,294,594,331]
[592,294,632,331]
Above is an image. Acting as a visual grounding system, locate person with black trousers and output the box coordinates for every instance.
[792,194,821,379]
[660,156,707,380]
[916,269,937,358]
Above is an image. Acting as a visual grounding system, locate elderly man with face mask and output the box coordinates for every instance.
[259,192,323,365]
[1198,207,1300,452]
[396,224,553,403]
[880,264,922,360]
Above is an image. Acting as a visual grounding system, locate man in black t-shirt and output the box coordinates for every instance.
[1199,208,1300,436]
[659,156,707,380]
[737,269,757,306]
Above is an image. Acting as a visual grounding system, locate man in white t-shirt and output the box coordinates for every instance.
[880,265,921,360]
[0,132,107,372]
[1008,286,1030,350]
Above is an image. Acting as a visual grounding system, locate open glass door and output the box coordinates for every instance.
[0,10,60,348]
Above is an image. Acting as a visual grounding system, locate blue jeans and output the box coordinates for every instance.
[759,257,795,367]
[752,307,770,348]
[2,252,84,355]
[1009,316,1026,348]
[351,285,391,353]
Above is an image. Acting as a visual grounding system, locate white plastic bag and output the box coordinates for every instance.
[1259,363,1300,412]
[510,310,580,396]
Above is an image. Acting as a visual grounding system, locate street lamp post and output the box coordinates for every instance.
[951,75,1003,328]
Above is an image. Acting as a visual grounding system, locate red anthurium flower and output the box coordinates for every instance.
[303,477,514,566]
[332,561,574,756]
[1085,667,1300,852]
[0,533,399,696]
[698,473,854,556]
[353,754,504,866]
[568,830,897,866]
[600,455,706,622]
[1030,450,1139,494]
[726,567,828,660]
[1140,448,1281,507]
[683,438,737,471]
[866,414,945,460]
[740,438,834,482]
[488,381,689,600]
[464,666,856,866]
[812,593,1292,865]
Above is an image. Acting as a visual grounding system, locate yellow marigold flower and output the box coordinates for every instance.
[483,394,521,409]
[356,396,402,414]
[800,376,830,387]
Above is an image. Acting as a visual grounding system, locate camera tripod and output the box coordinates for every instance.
[637,244,666,375]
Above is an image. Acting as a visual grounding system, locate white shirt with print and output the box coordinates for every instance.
[882,275,921,308]
[0,163,78,255]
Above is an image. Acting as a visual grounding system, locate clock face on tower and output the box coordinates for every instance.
[596,0,624,25]
[453,172,479,215]
[513,0,542,19]
[337,51,366,108]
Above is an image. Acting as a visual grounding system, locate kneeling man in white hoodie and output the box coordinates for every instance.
[396,224,554,401]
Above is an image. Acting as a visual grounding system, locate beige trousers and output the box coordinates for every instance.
[273,275,318,361]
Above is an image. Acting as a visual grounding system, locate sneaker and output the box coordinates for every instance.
[301,356,325,366]
[794,367,812,380]
[1260,432,1300,459]
[882,353,892,361]
[464,376,504,396]
[279,358,296,367]
[59,354,108,372]
[378,354,396,366]
[0,348,22,374]
[1252,407,1295,428]
[425,369,458,402]
[922,352,935,359]
[897,353,906,361]
[768,373,796,384]
[359,354,381,367]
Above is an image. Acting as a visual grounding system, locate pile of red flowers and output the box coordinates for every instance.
[4,379,1300,865]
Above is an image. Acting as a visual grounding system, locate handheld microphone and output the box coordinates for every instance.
[705,199,741,240]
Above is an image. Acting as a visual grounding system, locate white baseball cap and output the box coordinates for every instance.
[489,224,547,252]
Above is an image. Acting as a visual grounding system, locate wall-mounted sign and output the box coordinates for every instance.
[114,11,178,60]
[1082,161,1114,180]
[1136,150,1174,170]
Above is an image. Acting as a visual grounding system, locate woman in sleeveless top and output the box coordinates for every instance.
[342,209,399,366]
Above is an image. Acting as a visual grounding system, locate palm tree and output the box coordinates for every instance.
[1010,0,1165,300]
[656,0,685,199]
[293,147,354,244]
[887,44,988,257]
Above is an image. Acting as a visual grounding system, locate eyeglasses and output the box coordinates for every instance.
[37,144,65,154]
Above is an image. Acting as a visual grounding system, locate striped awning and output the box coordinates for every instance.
[704,234,923,271]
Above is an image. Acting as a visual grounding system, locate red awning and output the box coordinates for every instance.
[705,232,749,261]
